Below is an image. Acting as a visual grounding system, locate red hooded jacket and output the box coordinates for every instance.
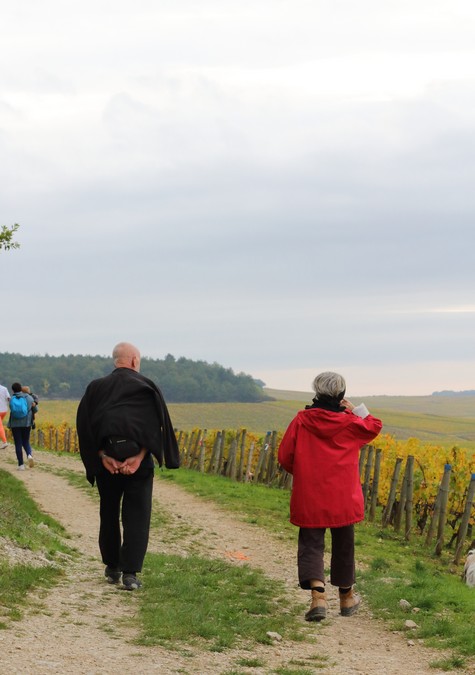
[278,407,382,528]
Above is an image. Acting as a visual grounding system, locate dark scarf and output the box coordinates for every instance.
[305,392,346,413]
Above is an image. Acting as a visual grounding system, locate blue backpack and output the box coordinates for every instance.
[10,395,28,419]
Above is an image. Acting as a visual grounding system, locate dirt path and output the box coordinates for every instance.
[0,448,470,675]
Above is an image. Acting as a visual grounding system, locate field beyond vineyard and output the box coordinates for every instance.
[37,390,475,450]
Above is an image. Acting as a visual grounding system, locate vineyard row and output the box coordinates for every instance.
[18,425,475,571]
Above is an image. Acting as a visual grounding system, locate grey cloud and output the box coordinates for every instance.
[103,93,163,138]
[2,2,475,394]
[0,99,22,121]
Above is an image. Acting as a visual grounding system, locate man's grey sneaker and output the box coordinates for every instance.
[27,455,34,468]
[17,464,26,471]
[122,574,142,591]
[104,566,121,584]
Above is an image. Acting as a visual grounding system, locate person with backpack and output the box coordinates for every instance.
[8,382,36,470]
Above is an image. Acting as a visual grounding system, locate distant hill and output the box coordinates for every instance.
[432,390,475,396]
[264,388,312,401]
[266,388,475,414]
[264,388,475,447]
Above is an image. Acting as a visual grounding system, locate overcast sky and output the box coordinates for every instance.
[2,1,475,396]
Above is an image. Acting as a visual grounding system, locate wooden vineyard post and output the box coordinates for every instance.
[255,432,271,483]
[188,430,202,469]
[435,464,452,555]
[359,445,368,478]
[216,430,226,475]
[237,429,247,482]
[184,431,195,466]
[183,430,194,467]
[382,458,403,527]
[264,431,278,484]
[207,431,221,474]
[226,434,238,479]
[176,431,184,459]
[369,448,382,522]
[454,474,475,565]
[394,461,409,533]
[425,485,443,546]
[244,441,255,482]
[178,432,187,464]
[362,445,374,510]
[198,429,207,473]
[404,455,415,541]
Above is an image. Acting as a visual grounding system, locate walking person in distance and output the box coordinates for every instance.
[8,382,37,469]
[76,342,180,591]
[278,371,382,621]
[22,386,39,429]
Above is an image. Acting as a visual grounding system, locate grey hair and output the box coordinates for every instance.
[312,371,346,398]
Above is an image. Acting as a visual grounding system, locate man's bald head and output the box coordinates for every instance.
[112,342,141,372]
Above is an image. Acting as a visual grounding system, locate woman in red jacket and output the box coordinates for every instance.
[278,371,382,622]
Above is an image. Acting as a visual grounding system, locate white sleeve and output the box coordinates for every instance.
[352,403,370,419]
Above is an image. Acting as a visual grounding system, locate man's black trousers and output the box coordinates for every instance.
[95,467,154,574]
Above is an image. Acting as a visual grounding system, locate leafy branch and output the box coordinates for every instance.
[0,223,20,251]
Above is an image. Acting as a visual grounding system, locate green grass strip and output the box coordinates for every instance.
[0,469,75,624]
[158,467,475,663]
[358,552,475,659]
[137,552,303,652]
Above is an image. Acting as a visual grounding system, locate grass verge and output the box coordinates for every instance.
[356,535,475,662]
[138,553,303,652]
[0,468,75,626]
[158,467,475,668]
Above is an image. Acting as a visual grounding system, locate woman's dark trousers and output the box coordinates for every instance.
[298,525,356,589]
[95,467,154,573]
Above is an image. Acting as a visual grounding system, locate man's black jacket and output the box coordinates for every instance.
[76,367,180,485]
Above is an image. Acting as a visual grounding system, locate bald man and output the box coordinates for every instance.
[77,342,179,590]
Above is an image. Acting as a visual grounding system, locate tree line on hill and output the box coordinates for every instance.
[0,352,272,403]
